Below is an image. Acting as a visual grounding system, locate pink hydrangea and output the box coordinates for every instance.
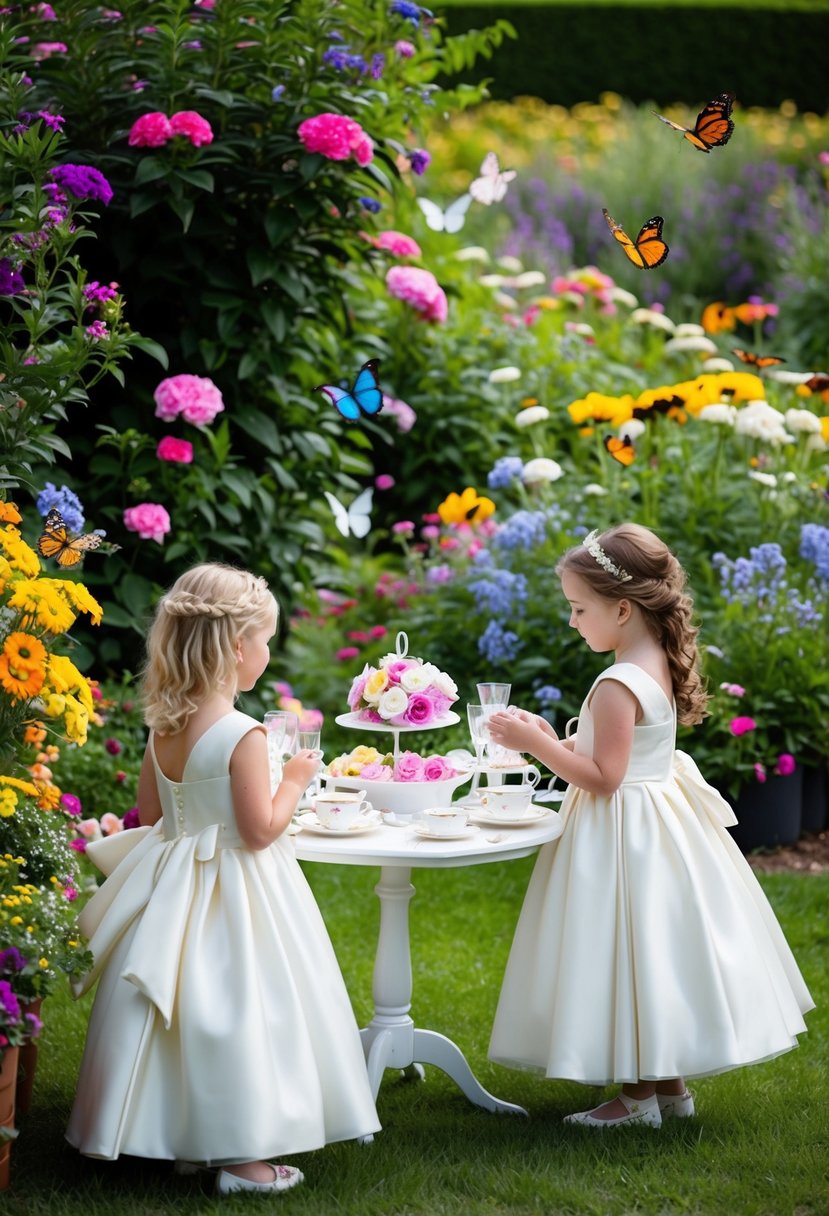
[729,716,756,737]
[123,502,171,543]
[128,111,173,147]
[153,374,224,425]
[297,112,374,166]
[156,436,194,463]
[386,265,447,323]
[371,230,422,258]
[394,751,424,781]
[169,110,213,147]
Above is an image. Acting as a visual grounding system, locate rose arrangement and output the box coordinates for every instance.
[347,652,458,726]
[327,745,459,782]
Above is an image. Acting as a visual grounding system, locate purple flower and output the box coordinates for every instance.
[395,39,416,57]
[86,320,109,340]
[360,196,382,213]
[60,792,82,816]
[391,0,422,25]
[0,258,25,295]
[0,980,21,1022]
[105,737,122,756]
[70,838,87,852]
[122,808,141,829]
[271,85,286,102]
[83,280,119,306]
[49,164,114,206]
[409,148,430,176]
[0,948,26,974]
[370,52,385,79]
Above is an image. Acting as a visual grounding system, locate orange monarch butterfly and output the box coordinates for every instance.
[604,435,635,466]
[602,209,669,270]
[653,92,735,153]
[803,373,829,393]
[37,508,105,568]
[732,348,786,369]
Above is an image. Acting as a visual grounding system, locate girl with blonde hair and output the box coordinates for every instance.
[67,564,379,1192]
[488,524,813,1127]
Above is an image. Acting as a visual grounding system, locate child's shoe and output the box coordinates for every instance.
[564,1090,662,1128]
[216,1164,304,1195]
[656,1089,695,1119]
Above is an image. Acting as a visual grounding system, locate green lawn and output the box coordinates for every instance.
[6,861,827,1216]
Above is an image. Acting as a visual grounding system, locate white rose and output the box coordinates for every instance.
[785,408,822,434]
[377,686,409,719]
[523,457,563,484]
[400,665,431,692]
[699,403,737,426]
[488,365,522,384]
[515,405,550,428]
[432,670,458,699]
[630,308,675,333]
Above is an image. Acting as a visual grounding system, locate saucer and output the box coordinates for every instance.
[296,810,382,837]
[412,823,479,841]
[469,805,552,828]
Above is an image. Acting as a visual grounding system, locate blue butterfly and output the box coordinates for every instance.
[315,359,383,421]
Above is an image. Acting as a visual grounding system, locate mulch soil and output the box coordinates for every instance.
[745,831,829,875]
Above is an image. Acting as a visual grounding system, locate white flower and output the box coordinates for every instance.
[781,471,797,482]
[583,482,608,496]
[763,368,815,385]
[567,322,595,336]
[493,291,519,310]
[700,357,735,373]
[559,290,584,307]
[785,408,822,434]
[734,400,793,445]
[630,307,675,333]
[377,686,409,719]
[496,255,523,273]
[663,335,718,355]
[806,432,828,452]
[479,273,505,288]
[610,286,639,309]
[619,418,646,440]
[674,322,706,338]
[432,670,458,699]
[515,405,550,428]
[454,246,490,264]
[748,470,778,487]
[511,270,547,289]
[400,665,432,693]
[699,403,737,425]
[488,365,522,384]
[523,457,563,484]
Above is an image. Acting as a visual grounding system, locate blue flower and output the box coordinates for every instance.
[478,620,520,664]
[359,196,382,213]
[487,456,523,489]
[467,568,527,618]
[271,85,286,102]
[535,684,562,707]
[36,482,85,531]
[493,510,547,552]
[391,0,422,25]
[800,523,829,580]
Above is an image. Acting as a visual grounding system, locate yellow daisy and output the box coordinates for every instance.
[3,631,47,673]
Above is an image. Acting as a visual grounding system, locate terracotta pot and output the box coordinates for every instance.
[801,764,828,835]
[729,769,803,853]
[0,1045,20,1191]
[16,997,43,1119]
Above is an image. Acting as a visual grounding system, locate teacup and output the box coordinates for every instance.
[313,791,370,830]
[477,783,537,817]
[419,806,469,836]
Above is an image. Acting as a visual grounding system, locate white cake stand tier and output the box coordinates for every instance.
[320,770,471,816]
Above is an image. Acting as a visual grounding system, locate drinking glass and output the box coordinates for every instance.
[466,704,488,768]
[264,710,298,792]
[476,682,511,709]
[298,728,321,752]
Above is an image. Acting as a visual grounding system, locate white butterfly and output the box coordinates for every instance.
[469,152,516,206]
[323,488,373,539]
[416,192,472,233]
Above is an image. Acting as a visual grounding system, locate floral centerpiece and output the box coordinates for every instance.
[327,745,460,783]
[346,648,459,726]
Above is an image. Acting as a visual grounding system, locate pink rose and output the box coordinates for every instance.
[156,435,194,463]
[386,265,447,323]
[100,812,123,835]
[360,762,392,781]
[369,625,387,639]
[169,110,213,147]
[384,659,415,684]
[347,672,368,709]
[728,716,756,737]
[371,230,422,259]
[297,113,374,165]
[128,111,173,147]
[423,754,457,781]
[123,502,171,543]
[153,373,224,424]
[774,753,796,776]
[394,751,424,781]
[397,692,436,727]
[78,817,101,839]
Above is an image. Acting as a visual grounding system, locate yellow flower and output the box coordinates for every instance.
[343,762,364,777]
[0,502,22,524]
[437,487,496,526]
[714,371,765,405]
[0,790,17,817]
[0,525,40,576]
[567,391,635,427]
[364,669,389,700]
[39,958,49,968]
[62,693,89,744]
[0,653,46,700]
[60,578,103,625]
[700,301,736,334]
[0,775,39,796]
[0,554,13,593]
[3,630,47,673]
[43,692,66,719]
[33,583,76,633]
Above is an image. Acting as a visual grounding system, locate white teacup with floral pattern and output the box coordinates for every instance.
[313,791,370,830]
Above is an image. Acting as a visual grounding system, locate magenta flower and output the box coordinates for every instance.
[409,148,431,176]
[398,691,437,727]
[395,39,416,57]
[369,625,387,639]
[423,754,456,781]
[297,112,374,165]
[157,435,194,464]
[729,716,756,737]
[128,111,173,148]
[754,763,767,783]
[105,737,122,756]
[83,280,119,307]
[69,838,87,852]
[154,374,224,425]
[59,792,82,816]
[386,265,447,323]
[381,395,416,431]
[370,230,422,258]
[169,110,213,147]
[30,41,67,59]
[85,320,109,340]
[123,502,171,543]
[122,808,141,828]
[774,753,796,776]
[336,646,361,661]
[49,163,113,205]
[394,751,424,781]
[392,520,415,535]
[719,682,746,697]
[375,474,395,491]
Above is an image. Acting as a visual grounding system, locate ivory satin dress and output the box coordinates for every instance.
[489,663,813,1085]
[67,711,380,1163]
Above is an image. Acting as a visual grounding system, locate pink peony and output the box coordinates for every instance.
[774,753,796,776]
[123,502,171,543]
[386,265,447,323]
[422,754,457,781]
[169,110,213,146]
[153,374,224,425]
[297,113,374,165]
[157,435,194,463]
[372,230,422,258]
[729,716,756,737]
[128,111,173,147]
[394,751,424,782]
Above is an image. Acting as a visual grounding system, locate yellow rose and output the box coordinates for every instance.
[364,668,389,701]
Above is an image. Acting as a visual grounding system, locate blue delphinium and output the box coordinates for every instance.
[36,482,85,531]
[467,568,527,619]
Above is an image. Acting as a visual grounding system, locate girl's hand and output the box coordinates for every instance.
[488,709,541,754]
[508,706,559,739]
[281,749,320,791]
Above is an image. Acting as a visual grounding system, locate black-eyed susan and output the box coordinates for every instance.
[437,487,496,526]
[3,630,47,673]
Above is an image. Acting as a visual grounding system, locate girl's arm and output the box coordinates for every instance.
[489,681,637,796]
[137,745,163,826]
[230,729,320,850]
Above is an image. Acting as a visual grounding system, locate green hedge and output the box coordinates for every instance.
[438,5,829,110]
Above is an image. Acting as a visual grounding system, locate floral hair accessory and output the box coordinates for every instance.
[582,529,632,582]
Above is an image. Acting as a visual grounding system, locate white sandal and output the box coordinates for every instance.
[216,1164,304,1195]
[564,1090,662,1128]
[656,1089,695,1118]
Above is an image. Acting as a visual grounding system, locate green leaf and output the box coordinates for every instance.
[264,208,300,247]
[129,336,169,369]
[134,157,168,186]
[168,195,195,232]
[246,247,277,286]
[222,470,253,508]
[261,301,287,342]
[129,192,159,218]
[176,168,215,192]
[238,351,259,380]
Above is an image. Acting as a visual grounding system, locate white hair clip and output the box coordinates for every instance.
[582,529,633,582]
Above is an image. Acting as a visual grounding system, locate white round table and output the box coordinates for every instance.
[293,811,563,1125]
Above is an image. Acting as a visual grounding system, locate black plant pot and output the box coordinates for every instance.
[801,764,828,835]
[729,770,803,853]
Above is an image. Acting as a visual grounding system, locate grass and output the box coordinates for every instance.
[6,860,828,1216]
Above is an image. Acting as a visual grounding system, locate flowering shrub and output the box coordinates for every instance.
[347,649,458,725]
[297,112,373,165]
